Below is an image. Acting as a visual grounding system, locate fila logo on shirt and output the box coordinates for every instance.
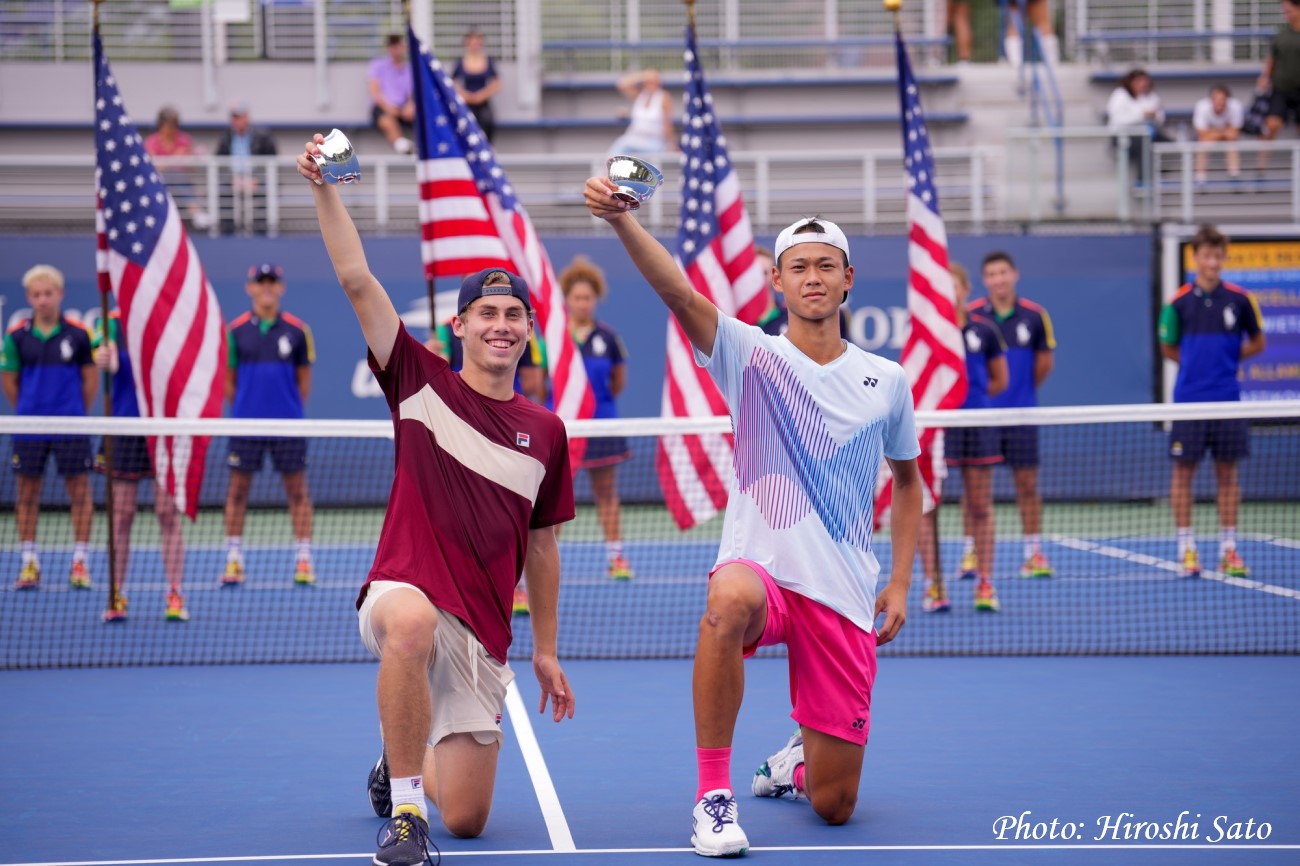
[516,432,531,448]
[278,334,292,359]
[60,337,73,362]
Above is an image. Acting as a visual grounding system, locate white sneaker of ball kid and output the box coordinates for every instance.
[691,789,749,857]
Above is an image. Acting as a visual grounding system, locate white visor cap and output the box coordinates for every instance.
[773,217,850,265]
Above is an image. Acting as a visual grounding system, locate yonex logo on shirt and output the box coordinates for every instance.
[863,377,878,388]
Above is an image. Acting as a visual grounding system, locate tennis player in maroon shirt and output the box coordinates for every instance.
[298,136,576,866]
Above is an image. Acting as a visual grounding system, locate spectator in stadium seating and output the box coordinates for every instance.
[967,251,1056,582]
[1106,68,1169,184]
[586,177,921,853]
[215,101,277,235]
[1257,0,1300,158]
[452,29,501,144]
[2,265,96,592]
[609,68,675,156]
[1158,224,1266,580]
[370,33,416,155]
[92,310,187,623]
[920,262,1009,615]
[143,105,210,230]
[298,136,576,863]
[220,263,316,588]
[948,0,973,64]
[755,243,852,339]
[1192,85,1244,182]
[559,255,633,581]
[1003,0,1059,64]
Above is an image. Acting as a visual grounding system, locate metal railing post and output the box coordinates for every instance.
[1181,145,1194,224]
[314,0,328,109]
[266,160,279,237]
[1117,132,1130,222]
[863,154,876,228]
[376,159,389,231]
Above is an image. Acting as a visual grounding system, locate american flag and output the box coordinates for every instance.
[407,26,593,429]
[94,34,226,519]
[877,31,967,520]
[658,24,767,529]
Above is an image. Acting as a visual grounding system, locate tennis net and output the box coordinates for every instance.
[1,400,1297,668]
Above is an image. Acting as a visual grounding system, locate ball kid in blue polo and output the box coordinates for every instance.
[221,263,317,587]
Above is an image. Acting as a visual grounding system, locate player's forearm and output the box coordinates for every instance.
[82,368,98,412]
[311,183,374,294]
[1,376,17,408]
[523,540,562,657]
[888,481,922,591]
[1241,333,1267,360]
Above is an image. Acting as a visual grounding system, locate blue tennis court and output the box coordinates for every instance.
[2,655,1298,865]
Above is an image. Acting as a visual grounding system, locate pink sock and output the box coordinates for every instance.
[696,747,732,800]
[793,763,806,792]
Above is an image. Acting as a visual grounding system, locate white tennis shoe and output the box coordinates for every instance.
[752,729,806,800]
[691,789,749,857]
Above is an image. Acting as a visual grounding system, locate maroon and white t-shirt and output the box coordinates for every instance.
[359,323,574,663]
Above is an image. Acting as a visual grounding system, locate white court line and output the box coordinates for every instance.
[503,681,576,852]
[1244,533,1300,550]
[1050,535,1300,600]
[6,843,1300,865]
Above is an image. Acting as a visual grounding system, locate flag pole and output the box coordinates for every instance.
[885,0,903,31]
[93,0,121,620]
[890,0,945,585]
[403,0,438,339]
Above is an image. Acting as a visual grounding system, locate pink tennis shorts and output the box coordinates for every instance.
[712,558,878,746]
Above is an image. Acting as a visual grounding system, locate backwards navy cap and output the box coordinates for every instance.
[457,268,532,315]
[248,263,283,281]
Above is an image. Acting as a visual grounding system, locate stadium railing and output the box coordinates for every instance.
[1,400,1297,668]
[0,147,999,235]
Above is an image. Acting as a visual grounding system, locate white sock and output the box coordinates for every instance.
[1220,528,1237,556]
[1024,535,1041,559]
[606,540,624,561]
[21,541,37,565]
[390,775,426,818]
[296,538,313,562]
[72,541,88,563]
[226,537,243,563]
[1177,527,1196,556]
[962,536,975,556]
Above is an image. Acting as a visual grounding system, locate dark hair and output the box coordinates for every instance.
[156,106,180,128]
[559,256,608,300]
[385,33,403,47]
[1210,83,1231,99]
[1120,68,1151,97]
[981,250,1016,270]
[1190,224,1229,251]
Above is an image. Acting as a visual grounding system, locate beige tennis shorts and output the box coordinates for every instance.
[358,580,514,746]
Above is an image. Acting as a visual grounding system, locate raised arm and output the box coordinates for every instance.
[583,176,719,355]
[297,135,401,368]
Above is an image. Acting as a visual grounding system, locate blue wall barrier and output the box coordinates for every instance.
[16,230,1289,509]
[0,232,1157,422]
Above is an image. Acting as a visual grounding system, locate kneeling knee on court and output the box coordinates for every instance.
[811,788,857,826]
[440,805,490,839]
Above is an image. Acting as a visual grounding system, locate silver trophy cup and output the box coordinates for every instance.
[606,155,663,209]
[312,129,361,185]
